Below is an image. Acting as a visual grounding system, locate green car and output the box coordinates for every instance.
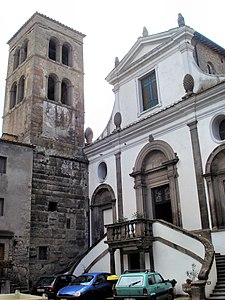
[113,271,174,300]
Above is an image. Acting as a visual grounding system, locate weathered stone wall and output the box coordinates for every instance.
[29,150,89,284]
[193,42,225,74]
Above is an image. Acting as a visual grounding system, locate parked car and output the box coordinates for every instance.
[113,270,175,300]
[31,274,76,299]
[56,272,113,300]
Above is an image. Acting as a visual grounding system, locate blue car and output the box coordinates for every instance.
[56,272,113,300]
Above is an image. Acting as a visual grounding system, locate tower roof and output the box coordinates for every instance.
[7,12,86,44]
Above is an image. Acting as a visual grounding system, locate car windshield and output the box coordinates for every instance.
[72,275,94,286]
[36,277,55,286]
[117,275,143,287]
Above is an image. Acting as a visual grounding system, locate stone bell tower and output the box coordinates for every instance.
[3,12,85,157]
[2,12,89,286]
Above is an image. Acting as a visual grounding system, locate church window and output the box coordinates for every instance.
[97,161,107,182]
[48,75,56,101]
[140,70,158,111]
[62,43,70,66]
[21,40,28,62]
[13,48,20,70]
[49,39,57,61]
[0,156,7,174]
[61,79,70,105]
[10,82,17,109]
[211,114,225,141]
[219,119,225,140]
[18,76,25,102]
[38,246,48,260]
[207,62,215,74]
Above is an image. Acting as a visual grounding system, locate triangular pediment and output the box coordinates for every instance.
[106,26,194,83]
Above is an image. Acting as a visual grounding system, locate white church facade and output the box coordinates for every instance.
[80,14,225,298]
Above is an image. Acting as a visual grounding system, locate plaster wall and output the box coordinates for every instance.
[197,108,225,168]
[0,141,33,234]
[153,222,217,297]
[211,231,225,254]
[133,41,162,62]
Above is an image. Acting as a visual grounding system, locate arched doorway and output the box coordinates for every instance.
[130,140,181,226]
[205,145,225,229]
[91,184,116,244]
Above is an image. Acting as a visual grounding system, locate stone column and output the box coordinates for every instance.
[139,249,145,270]
[187,121,209,229]
[115,152,124,220]
[109,248,116,274]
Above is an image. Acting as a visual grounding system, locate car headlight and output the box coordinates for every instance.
[72,291,81,297]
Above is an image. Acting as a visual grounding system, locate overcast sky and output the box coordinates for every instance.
[0,0,225,139]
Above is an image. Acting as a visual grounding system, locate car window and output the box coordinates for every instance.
[95,274,106,283]
[117,275,143,287]
[148,275,154,285]
[73,275,94,286]
[37,277,55,286]
[154,274,163,283]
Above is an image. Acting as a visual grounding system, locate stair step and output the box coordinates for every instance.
[208,253,225,299]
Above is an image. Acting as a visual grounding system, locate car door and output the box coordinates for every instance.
[93,274,111,299]
[153,273,167,299]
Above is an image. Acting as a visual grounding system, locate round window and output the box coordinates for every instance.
[97,162,107,182]
[211,114,225,141]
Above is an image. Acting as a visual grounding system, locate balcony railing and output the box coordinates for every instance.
[106,218,153,246]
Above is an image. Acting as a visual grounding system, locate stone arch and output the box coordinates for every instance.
[91,184,116,244]
[10,82,17,109]
[47,73,58,101]
[133,140,177,172]
[61,78,72,106]
[13,48,20,70]
[131,140,181,226]
[18,76,25,103]
[48,37,60,62]
[62,42,73,67]
[205,144,225,229]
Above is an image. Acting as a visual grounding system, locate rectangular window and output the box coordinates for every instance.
[140,70,158,111]
[48,201,57,212]
[0,244,4,260]
[39,246,48,260]
[0,156,7,173]
[66,218,71,229]
[0,198,4,216]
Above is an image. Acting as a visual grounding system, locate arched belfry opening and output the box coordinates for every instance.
[205,144,225,229]
[90,184,116,244]
[130,140,182,226]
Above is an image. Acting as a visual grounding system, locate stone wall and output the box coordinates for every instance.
[29,150,89,284]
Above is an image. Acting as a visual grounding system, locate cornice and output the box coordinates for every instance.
[84,81,225,157]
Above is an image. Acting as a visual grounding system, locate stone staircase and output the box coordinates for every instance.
[208,253,225,299]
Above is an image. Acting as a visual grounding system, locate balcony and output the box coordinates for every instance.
[105,218,154,249]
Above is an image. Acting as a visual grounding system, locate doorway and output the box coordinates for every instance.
[152,184,173,223]
[128,253,140,271]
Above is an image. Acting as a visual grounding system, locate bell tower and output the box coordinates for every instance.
[3,12,85,157]
[1,13,89,285]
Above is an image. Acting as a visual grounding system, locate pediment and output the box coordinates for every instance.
[106,26,193,83]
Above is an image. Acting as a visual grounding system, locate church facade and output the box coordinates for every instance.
[83,15,225,298]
